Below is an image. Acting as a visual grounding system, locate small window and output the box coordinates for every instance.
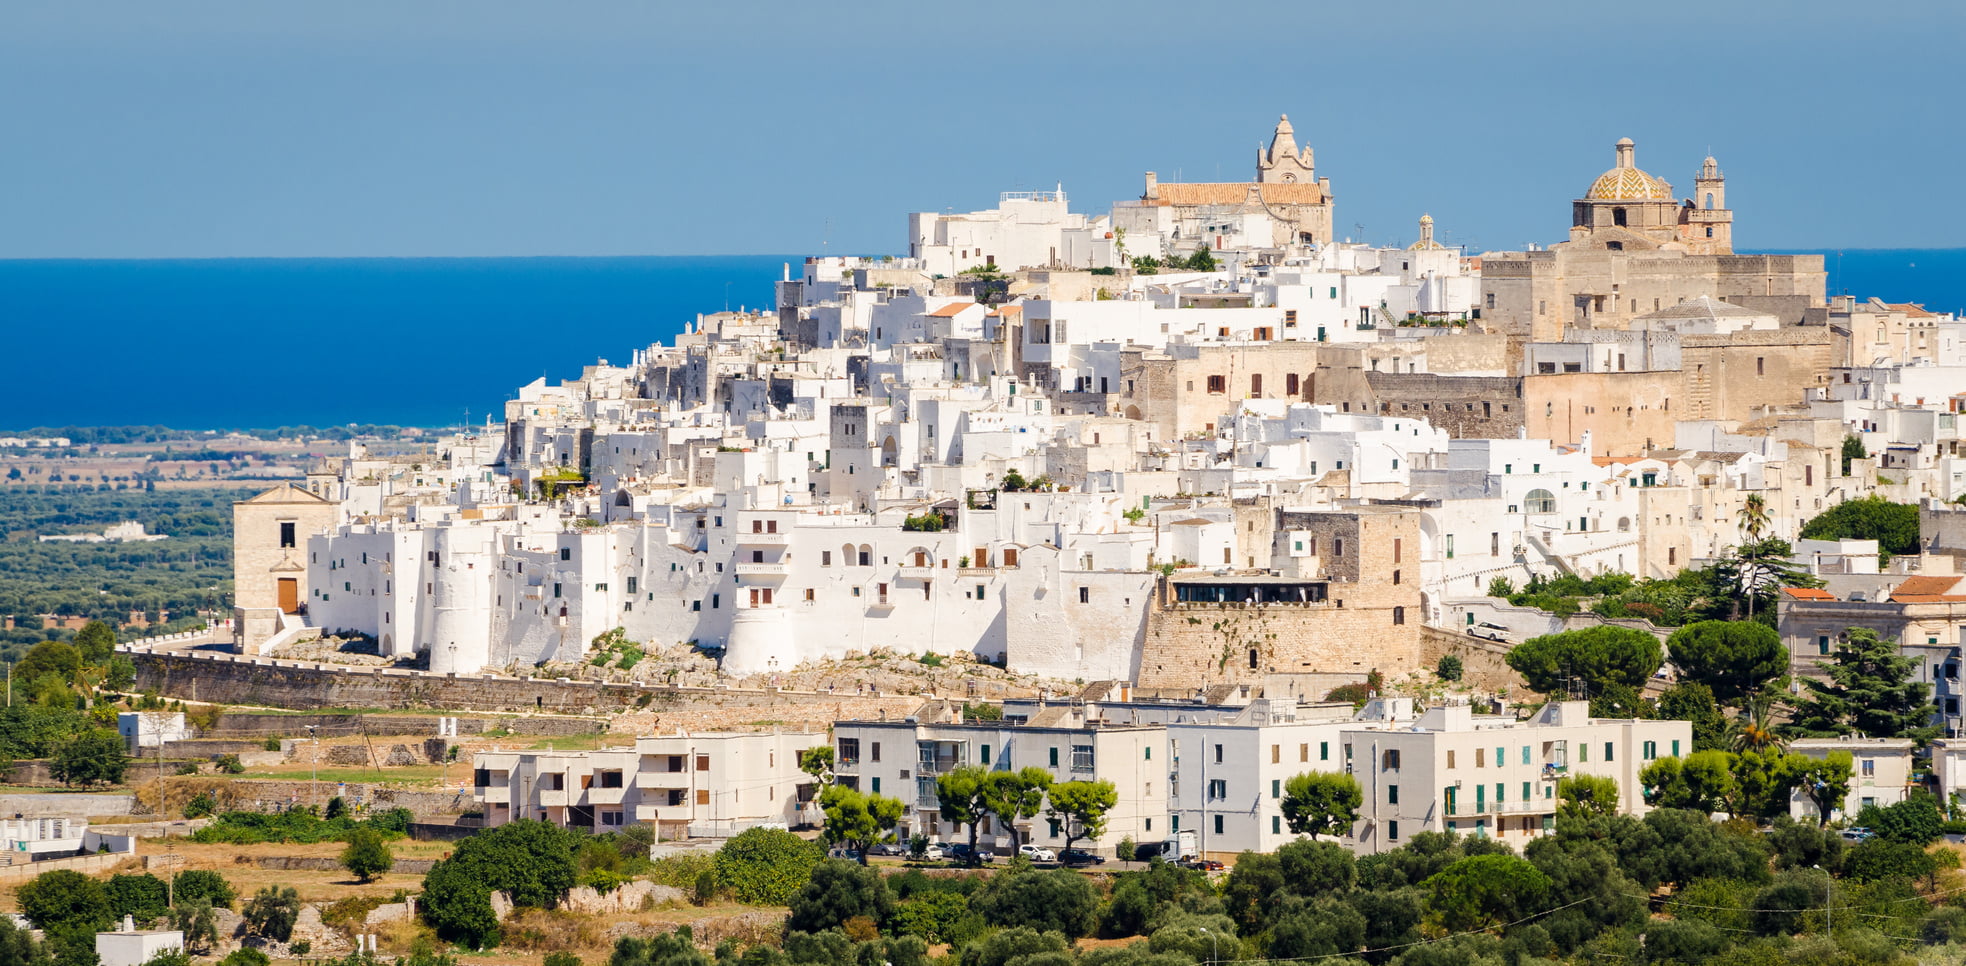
[279,522,296,548]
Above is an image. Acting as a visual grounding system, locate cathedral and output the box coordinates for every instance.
[1482,136,1824,340]
[1564,137,1732,255]
[1127,115,1335,256]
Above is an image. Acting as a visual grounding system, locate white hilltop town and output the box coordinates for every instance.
[153,116,1966,854]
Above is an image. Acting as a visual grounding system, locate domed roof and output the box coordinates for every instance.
[1584,136,1674,201]
[1586,166,1674,201]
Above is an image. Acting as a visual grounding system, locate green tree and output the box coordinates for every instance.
[970,868,1099,937]
[1183,248,1217,272]
[1840,434,1868,475]
[1799,495,1920,564]
[818,784,906,860]
[935,765,994,863]
[1219,852,1284,935]
[104,874,169,924]
[171,870,236,908]
[14,642,82,690]
[0,916,49,966]
[1736,493,1771,543]
[711,827,823,904]
[796,745,834,783]
[1638,751,1735,814]
[1435,654,1463,682]
[1556,775,1620,818]
[785,859,894,934]
[1276,838,1356,897]
[1788,627,1936,740]
[1666,621,1788,706]
[1279,771,1363,838]
[421,818,581,948]
[610,930,712,966]
[1872,795,1944,844]
[1044,780,1117,854]
[982,767,1054,854]
[172,900,219,955]
[17,870,113,933]
[1792,755,1848,830]
[340,827,395,882]
[242,886,301,942]
[1422,854,1551,933]
[1721,538,1815,621]
[71,621,116,665]
[51,728,126,786]
[1728,748,1801,821]
[216,948,269,966]
[1505,625,1662,698]
[1655,682,1729,751]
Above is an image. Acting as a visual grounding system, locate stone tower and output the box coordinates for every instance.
[1257,114,1316,185]
[1684,155,1733,254]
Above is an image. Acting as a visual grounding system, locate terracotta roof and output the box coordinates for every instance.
[1152,182,1328,206]
[1782,587,1837,601]
[1886,302,1937,318]
[928,302,977,317]
[1890,576,1966,602]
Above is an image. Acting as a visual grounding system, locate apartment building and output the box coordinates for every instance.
[831,703,1164,855]
[1787,737,1917,820]
[1340,700,1688,855]
[471,730,825,839]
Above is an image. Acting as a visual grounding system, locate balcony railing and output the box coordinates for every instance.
[734,562,787,576]
[737,532,789,545]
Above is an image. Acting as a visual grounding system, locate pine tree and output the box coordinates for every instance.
[1788,628,1935,740]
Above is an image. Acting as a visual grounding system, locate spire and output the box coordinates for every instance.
[1418,214,1435,248]
[1614,137,1636,169]
[1268,114,1298,163]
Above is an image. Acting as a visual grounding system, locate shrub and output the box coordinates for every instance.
[243,886,302,942]
[712,827,824,905]
[173,870,236,909]
[1436,655,1464,682]
[219,950,271,966]
[341,827,396,882]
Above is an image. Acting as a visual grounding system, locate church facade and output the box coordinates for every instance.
[1114,115,1335,260]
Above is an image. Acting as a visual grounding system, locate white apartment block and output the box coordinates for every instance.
[471,730,824,839]
[1787,737,1916,821]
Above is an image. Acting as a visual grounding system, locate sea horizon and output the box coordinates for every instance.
[4,248,1962,433]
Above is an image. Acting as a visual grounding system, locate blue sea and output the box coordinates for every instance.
[0,249,1961,431]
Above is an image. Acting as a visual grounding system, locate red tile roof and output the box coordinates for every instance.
[928,302,977,318]
[1781,587,1837,601]
[1890,575,1966,603]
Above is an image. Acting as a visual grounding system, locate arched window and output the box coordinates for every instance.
[1524,489,1557,514]
[1616,517,1631,533]
[1612,207,1628,227]
[1703,192,1715,210]
[841,543,855,566]
[857,544,872,567]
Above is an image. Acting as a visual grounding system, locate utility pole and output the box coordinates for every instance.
[307,725,319,806]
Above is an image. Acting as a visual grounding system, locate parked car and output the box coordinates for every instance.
[1179,858,1224,872]
[1468,622,1510,642]
[1059,848,1106,865]
[869,842,907,856]
[828,848,863,861]
[915,844,946,861]
[1019,844,1057,862]
[945,843,996,863]
[1840,827,1874,842]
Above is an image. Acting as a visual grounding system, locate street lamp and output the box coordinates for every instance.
[1198,927,1220,966]
[306,725,318,806]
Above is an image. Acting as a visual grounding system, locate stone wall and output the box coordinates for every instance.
[1135,598,1426,689]
[254,855,438,873]
[1416,626,1526,694]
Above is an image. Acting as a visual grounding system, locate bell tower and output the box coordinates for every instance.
[1685,155,1732,254]
[1257,114,1315,185]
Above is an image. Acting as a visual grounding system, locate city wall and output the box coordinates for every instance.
[131,651,923,720]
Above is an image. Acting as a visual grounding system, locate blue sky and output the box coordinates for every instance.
[2,0,1959,258]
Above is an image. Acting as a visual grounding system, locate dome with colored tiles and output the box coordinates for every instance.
[1584,137,1674,201]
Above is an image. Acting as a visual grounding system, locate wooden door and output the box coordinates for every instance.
[277,578,299,613]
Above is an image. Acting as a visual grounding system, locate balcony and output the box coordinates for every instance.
[737,532,789,546]
[897,565,935,580]
[1444,798,1552,818]
[475,785,511,804]
[734,561,787,576]
[587,784,629,805]
[537,788,572,807]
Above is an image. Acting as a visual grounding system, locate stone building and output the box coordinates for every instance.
[1480,137,1825,341]
[1114,115,1335,257]
[231,483,338,654]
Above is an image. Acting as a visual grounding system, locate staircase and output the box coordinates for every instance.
[259,611,322,654]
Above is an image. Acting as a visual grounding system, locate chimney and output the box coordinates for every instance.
[123,915,134,932]
[1143,172,1159,201]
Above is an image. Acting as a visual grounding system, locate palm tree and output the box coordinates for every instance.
[1730,691,1788,753]
[1736,493,1771,543]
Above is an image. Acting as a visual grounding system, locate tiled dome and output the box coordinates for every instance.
[1586,166,1674,201]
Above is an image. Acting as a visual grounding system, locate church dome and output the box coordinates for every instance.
[1584,137,1674,200]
